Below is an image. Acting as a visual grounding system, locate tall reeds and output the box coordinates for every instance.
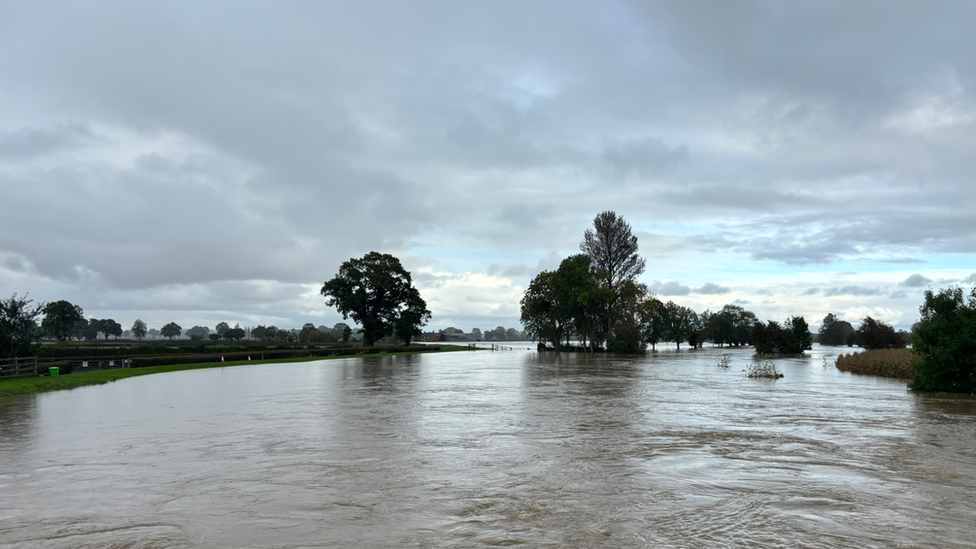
[835,348,916,379]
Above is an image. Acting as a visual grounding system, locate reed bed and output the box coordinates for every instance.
[835,348,916,379]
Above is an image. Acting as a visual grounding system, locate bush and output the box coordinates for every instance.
[747,360,783,378]
[836,348,915,379]
[910,286,976,393]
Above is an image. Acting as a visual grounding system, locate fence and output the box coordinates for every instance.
[0,357,39,379]
[0,357,131,379]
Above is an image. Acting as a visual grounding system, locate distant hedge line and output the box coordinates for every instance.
[129,345,438,368]
[36,341,362,359]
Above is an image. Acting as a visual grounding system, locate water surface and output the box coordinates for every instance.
[1,346,974,548]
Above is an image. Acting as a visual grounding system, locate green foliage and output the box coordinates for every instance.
[660,300,695,350]
[818,313,855,346]
[321,252,431,346]
[751,316,810,355]
[910,286,976,393]
[0,294,42,359]
[160,322,182,340]
[41,300,84,341]
[856,317,906,350]
[520,270,566,349]
[709,304,756,347]
[580,211,646,337]
[131,319,147,341]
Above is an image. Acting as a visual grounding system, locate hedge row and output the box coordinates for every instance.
[129,345,438,368]
[36,341,365,359]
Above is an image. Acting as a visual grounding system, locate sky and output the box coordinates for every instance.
[2,1,975,333]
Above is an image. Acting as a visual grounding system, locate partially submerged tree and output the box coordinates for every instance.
[580,211,646,334]
[819,313,855,346]
[856,317,905,350]
[321,252,431,346]
[910,286,976,393]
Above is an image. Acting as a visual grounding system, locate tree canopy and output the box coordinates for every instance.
[0,294,42,359]
[131,319,148,341]
[321,252,431,346]
[160,322,182,340]
[910,286,976,393]
[41,300,84,341]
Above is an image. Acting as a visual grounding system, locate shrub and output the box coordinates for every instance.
[747,360,783,378]
[835,348,915,379]
[910,286,976,393]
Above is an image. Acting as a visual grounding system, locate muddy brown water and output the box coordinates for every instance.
[1,346,974,548]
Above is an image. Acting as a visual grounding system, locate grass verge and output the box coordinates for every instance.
[835,348,916,379]
[0,345,475,399]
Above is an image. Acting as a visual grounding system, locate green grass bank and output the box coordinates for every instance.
[0,345,475,399]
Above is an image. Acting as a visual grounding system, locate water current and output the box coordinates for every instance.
[1,345,974,548]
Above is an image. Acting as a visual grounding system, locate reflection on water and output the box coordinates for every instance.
[1,346,975,548]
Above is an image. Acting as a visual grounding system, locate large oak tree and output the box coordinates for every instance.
[321,252,431,346]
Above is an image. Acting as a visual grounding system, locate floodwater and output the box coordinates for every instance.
[1,346,975,548]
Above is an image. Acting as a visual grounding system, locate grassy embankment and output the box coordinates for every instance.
[835,348,916,378]
[0,345,474,399]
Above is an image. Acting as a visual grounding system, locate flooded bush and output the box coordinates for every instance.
[835,348,915,379]
[747,360,783,378]
[716,354,732,368]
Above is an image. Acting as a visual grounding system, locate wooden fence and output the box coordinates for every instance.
[0,357,131,379]
[0,357,39,379]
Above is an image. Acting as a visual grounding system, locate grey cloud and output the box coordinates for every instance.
[0,122,95,160]
[899,273,932,287]
[822,286,887,297]
[694,282,730,295]
[602,137,688,178]
[961,273,976,285]
[651,280,691,296]
[888,291,909,299]
[802,288,820,296]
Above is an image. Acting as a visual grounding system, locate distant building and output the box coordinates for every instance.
[420,332,444,342]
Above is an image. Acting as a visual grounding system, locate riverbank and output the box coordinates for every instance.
[0,345,475,399]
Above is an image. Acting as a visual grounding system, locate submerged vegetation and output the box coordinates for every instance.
[747,360,783,379]
[835,349,915,379]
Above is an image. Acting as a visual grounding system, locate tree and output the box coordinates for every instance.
[215,322,230,338]
[580,211,646,335]
[147,328,160,339]
[470,328,482,340]
[856,317,905,350]
[0,293,43,359]
[641,297,665,350]
[341,325,352,343]
[788,316,813,352]
[224,327,246,340]
[910,286,976,393]
[131,319,148,341]
[41,300,84,341]
[660,301,695,350]
[100,319,123,340]
[394,287,430,345]
[252,325,267,340]
[752,317,810,355]
[160,322,182,340]
[321,252,431,346]
[185,326,210,340]
[520,270,567,349]
[819,313,855,346]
